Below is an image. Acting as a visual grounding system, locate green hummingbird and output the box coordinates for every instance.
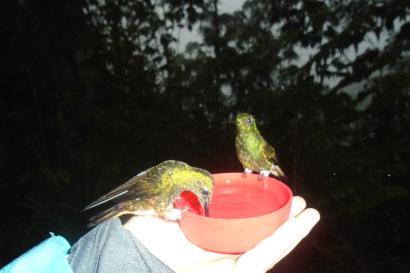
[84,160,214,227]
[235,113,285,179]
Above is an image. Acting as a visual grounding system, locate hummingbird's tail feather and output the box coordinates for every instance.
[87,204,127,227]
[84,190,129,211]
[272,164,286,179]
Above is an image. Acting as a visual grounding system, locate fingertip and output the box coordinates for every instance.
[298,208,321,227]
[289,196,306,218]
[306,208,320,221]
[292,196,306,207]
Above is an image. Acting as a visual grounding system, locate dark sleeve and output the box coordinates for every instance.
[68,218,175,273]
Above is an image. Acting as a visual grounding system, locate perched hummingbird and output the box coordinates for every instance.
[84,160,214,227]
[235,113,285,179]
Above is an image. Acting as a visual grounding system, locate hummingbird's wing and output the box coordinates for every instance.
[87,203,127,227]
[85,160,187,226]
[83,167,157,210]
[263,140,285,177]
[264,142,279,163]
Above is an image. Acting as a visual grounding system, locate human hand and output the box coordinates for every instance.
[123,196,320,273]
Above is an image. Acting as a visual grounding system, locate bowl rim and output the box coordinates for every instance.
[178,172,293,221]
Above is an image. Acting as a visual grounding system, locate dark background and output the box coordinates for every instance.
[1,0,409,272]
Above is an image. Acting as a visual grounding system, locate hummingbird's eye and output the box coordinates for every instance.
[247,117,253,125]
[202,189,209,195]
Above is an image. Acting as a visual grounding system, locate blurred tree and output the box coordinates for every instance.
[1,0,90,263]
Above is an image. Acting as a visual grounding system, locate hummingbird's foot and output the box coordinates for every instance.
[242,168,253,178]
[258,170,270,181]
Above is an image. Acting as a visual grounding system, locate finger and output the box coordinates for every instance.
[276,208,320,261]
[234,208,320,273]
[289,196,306,219]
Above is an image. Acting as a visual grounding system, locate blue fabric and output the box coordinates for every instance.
[0,233,73,273]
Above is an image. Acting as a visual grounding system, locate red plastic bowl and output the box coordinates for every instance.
[174,172,293,253]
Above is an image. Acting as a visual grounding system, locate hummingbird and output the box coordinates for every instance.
[235,112,285,179]
[84,160,214,227]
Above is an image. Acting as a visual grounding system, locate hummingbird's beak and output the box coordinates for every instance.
[222,120,235,125]
[204,202,209,217]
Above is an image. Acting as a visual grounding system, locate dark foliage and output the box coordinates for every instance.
[1,0,409,272]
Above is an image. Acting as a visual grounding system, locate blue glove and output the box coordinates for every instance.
[1,233,74,273]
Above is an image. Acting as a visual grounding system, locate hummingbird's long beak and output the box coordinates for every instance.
[204,202,209,217]
[222,120,235,125]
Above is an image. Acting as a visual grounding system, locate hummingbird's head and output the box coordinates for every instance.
[189,168,215,208]
[235,112,257,133]
[174,166,214,209]
[170,163,215,209]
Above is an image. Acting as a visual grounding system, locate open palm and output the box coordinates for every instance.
[123,196,320,273]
